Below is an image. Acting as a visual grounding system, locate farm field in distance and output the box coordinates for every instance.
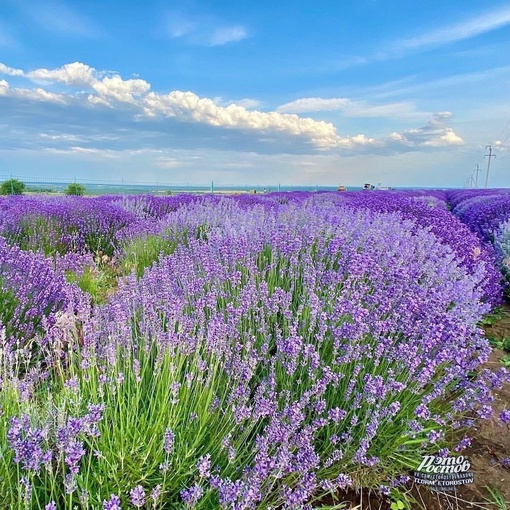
[1,188,510,509]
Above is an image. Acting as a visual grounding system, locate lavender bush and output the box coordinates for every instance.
[0,196,136,257]
[0,193,505,508]
[0,238,84,363]
[448,189,510,295]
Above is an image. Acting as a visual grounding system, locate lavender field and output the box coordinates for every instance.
[1,189,510,509]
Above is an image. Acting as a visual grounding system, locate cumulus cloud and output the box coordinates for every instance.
[19,62,150,103]
[0,64,24,76]
[141,90,343,147]
[27,62,96,87]
[0,79,66,103]
[0,61,465,155]
[0,79,9,95]
[92,76,151,103]
[387,113,463,149]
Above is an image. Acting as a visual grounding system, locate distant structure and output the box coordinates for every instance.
[337,185,347,192]
[361,183,394,191]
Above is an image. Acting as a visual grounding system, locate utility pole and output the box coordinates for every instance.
[473,163,481,188]
[484,145,496,188]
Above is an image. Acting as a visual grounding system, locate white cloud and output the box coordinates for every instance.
[0,83,67,103]
[0,61,465,155]
[209,26,247,46]
[0,79,9,95]
[213,97,262,109]
[277,97,424,120]
[87,94,112,107]
[92,76,151,103]
[395,5,510,52]
[44,146,119,158]
[141,90,342,147]
[233,98,262,109]
[21,62,150,103]
[494,140,510,152]
[27,62,96,87]
[39,133,81,142]
[388,113,463,149]
[0,64,24,76]
[277,98,351,113]
[163,10,248,46]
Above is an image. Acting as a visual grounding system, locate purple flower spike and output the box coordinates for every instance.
[130,485,146,508]
[103,494,122,510]
[500,409,510,424]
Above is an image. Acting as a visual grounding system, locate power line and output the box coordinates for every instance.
[496,116,510,141]
[484,145,496,188]
[473,163,481,188]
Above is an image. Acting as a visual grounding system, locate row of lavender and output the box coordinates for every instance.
[446,189,510,289]
[0,191,507,509]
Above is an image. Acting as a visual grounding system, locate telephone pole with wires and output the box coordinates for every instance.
[484,145,496,188]
[473,163,481,188]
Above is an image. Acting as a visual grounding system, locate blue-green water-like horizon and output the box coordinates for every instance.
[20,180,455,196]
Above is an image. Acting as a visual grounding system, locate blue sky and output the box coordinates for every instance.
[1,0,510,188]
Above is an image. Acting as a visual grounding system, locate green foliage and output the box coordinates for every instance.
[64,183,86,196]
[0,334,259,508]
[120,231,188,277]
[480,308,504,326]
[65,262,118,305]
[488,336,510,351]
[0,282,20,340]
[487,335,510,367]
[483,486,509,510]
[25,186,55,193]
[0,178,26,195]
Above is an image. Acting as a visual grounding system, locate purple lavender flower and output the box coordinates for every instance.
[181,484,203,508]
[130,485,146,508]
[7,415,46,473]
[150,484,162,504]
[197,453,211,478]
[455,436,472,451]
[500,409,510,424]
[103,494,122,510]
[379,485,390,496]
[163,428,175,455]
[336,473,353,489]
[20,477,32,505]
[65,440,86,475]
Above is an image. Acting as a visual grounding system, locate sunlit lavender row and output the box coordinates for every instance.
[0,190,508,509]
[447,189,510,292]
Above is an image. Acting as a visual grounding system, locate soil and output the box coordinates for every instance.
[337,308,510,510]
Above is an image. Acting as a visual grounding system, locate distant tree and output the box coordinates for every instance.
[65,183,86,196]
[0,178,26,195]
